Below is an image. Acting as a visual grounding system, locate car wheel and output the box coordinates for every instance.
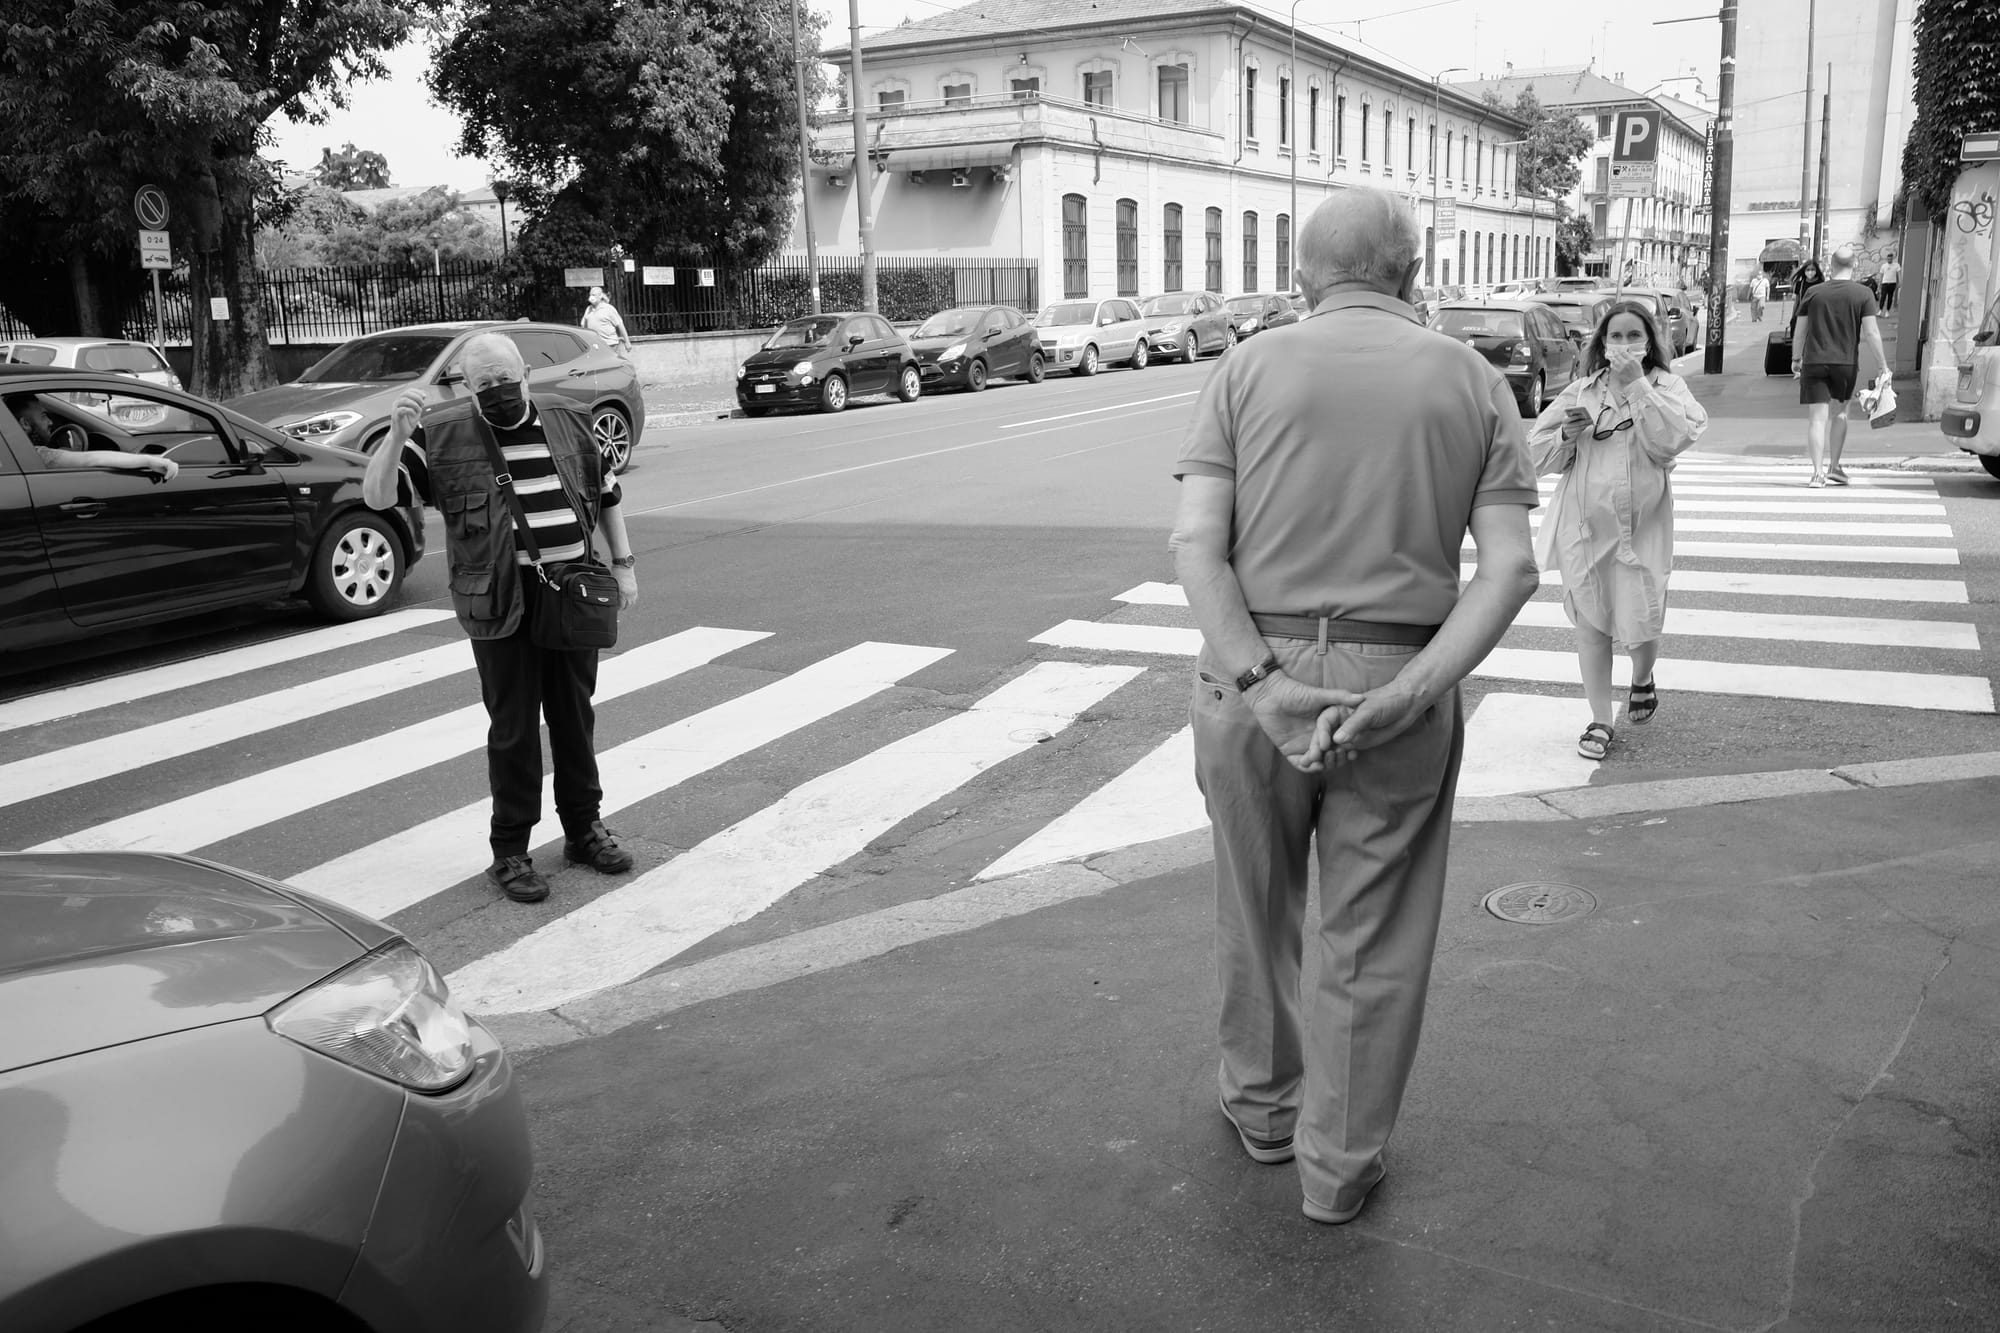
[1225,326,1239,351]
[1182,332,1200,364]
[818,373,849,413]
[592,405,633,474]
[1980,454,2000,481]
[1129,340,1150,370]
[1025,351,1045,383]
[1075,344,1100,376]
[966,359,988,392]
[307,510,403,621]
[1523,374,1545,418]
[897,364,922,402]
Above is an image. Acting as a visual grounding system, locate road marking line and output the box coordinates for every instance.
[0,610,458,736]
[1664,470,1935,486]
[1115,581,1186,605]
[1459,693,1615,797]
[1528,517,1954,537]
[1123,573,1973,607]
[445,660,1144,1015]
[297,641,952,920]
[977,726,1206,880]
[1464,540,1962,565]
[1660,500,1947,516]
[0,642,473,814]
[1512,600,1979,650]
[998,392,1200,429]
[1475,647,1994,713]
[1654,485,1940,500]
[1032,620,1202,655]
[23,628,768,854]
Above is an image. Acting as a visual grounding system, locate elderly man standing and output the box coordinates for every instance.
[361,331,639,903]
[1171,188,1540,1225]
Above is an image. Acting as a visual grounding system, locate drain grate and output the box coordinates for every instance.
[1482,882,1597,924]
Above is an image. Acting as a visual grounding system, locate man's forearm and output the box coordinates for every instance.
[1173,542,1272,681]
[360,438,401,510]
[597,505,633,562]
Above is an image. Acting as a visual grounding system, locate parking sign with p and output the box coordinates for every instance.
[1608,109,1661,197]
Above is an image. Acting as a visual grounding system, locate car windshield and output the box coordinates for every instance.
[300,334,454,383]
[80,344,170,376]
[1035,303,1099,328]
[1539,301,1600,327]
[1142,295,1199,316]
[1437,310,1525,338]
[765,317,843,348]
[1224,297,1265,313]
[916,309,980,338]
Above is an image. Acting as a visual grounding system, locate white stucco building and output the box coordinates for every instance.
[800,0,1547,305]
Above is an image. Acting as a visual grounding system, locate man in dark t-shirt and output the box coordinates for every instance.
[1792,244,1889,486]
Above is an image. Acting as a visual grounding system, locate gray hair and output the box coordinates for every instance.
[1828,243,1859,275]
[1296,188,1421,293]
[459,330,525,373]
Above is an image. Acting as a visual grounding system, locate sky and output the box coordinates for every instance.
[265,0,1726,193]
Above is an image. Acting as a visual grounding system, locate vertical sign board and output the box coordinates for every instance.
[133,187,172,351]
[697,269,716,287]
[1436,199,1457,243]
[1609,110,1661,293]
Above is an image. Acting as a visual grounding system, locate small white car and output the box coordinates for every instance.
[0,336,182,390]
[1033,298,1151,375]
[1940,292,2000,480]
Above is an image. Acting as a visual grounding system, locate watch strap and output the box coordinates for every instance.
[1233,654,1280,693]
[611,555,637,569]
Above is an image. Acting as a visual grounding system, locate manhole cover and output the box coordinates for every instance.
[1482,882,1597,924]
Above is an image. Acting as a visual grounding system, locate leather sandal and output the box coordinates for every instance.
[1577,722,1614,760]
[1627,679,1659,725]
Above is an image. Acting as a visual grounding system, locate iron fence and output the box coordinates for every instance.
[115,262,515,344]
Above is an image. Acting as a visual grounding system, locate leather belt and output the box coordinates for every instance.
[1250,613,1438,649]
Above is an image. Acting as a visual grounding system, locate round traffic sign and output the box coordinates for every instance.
[133,185,169,230]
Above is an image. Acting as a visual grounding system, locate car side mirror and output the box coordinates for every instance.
[847,333,866,347]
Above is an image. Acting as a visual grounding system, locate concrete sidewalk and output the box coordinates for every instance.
[517,775,2000,1332]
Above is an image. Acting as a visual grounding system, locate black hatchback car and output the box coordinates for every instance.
[1431,299,1581,416]
[737,313,922,415]
[0,366,426,655]
[908,305,1043,391]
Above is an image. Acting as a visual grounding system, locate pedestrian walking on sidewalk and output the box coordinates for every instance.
[1878,252,1901,313]
[1528,301,1709,761]
[581,285,633,357]
[1749,271,1768,322]
[1170,187,1540,1226]
[361,331,640,904]
[1791,244,1891,487]
[1788,259,1824,341]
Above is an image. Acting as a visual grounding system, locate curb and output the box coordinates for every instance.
[480,751,2000,1060]
[644,407,737,430]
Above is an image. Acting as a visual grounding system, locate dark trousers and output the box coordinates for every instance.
[1881,282,1897,313]
[469,626,603,859]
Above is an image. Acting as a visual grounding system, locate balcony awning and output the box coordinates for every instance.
[1759,239,1804,264]
[887,144,1016,173]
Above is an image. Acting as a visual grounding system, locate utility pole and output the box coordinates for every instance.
[1799,0,1816,277]
[792,0,821,315]
[1813,66,1831,258]
[847,0,877,313]
[1656,5,1734,373]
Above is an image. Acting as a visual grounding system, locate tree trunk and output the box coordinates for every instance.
[68,253,104,336]
[189,180,276,400]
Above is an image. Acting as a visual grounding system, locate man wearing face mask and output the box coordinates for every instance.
[361,331,639,904]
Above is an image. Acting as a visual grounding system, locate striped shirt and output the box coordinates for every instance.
[490,405,619,565]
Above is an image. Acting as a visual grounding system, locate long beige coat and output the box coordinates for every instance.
[1527,367,1709,647]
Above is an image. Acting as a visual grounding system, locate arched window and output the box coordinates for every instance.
[1163,204,1184,292]
[1425,224,1435,284]
[1062,194,1089,298]
[1444,130,1453,182]
[1116,198,1139,296]
[1205,207,1223,291]
[1242,210,1259,291]
[1457,231,1467,285]
[1275,213,1291,287]
[1468,229,1477,284]
[1360,101,1371,162]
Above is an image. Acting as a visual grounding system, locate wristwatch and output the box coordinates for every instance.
[611,555,636,569]
[1233,654,1280,693]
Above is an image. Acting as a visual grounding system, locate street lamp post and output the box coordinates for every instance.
[1431,67,1466,285]
[791,0,822,315]
[490,180,511,259]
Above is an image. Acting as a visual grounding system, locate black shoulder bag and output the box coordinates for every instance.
[472,409,620,651]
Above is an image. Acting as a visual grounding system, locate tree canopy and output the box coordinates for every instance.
[316,142,394,190]
[430,0,822,265]
[1899,0,2000,221]
[1485,87,1596,203]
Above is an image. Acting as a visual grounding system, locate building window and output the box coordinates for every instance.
[1360,101,1370,161]
[1164,204,1184,291]
[1428,123,1436,176]
[1205,207,1223,291]
[1513,234,1521,280]
[1458,231,1468,284]
[942,83,971,107]
[1159,64,1189,122]
[1407,116,1416,173]
[878,90,906,113]
[1445,129,1453,180]
[1594,156,1609,194]
[1336,94,1346,157]
[1469,228,1478,284]
[1083,70,1113,106]
[1593,200,1608,237]
[1597,113,1613,138]
[1309,86,1320,151]
[1242,210,1258,291]
[1275,213,1291,287]
[1461,135,1469,183]
[1442,257,1451,286]
[1244,67,1257,140]
[1487,232,1495,284]
[1384,108,1394,170]
[1425,225,1435,283]
[1063,194,1089,299]
[1011,76,1041,100]
[1116,198,1139,296]
[1475,137,1483,190]
[1279,76,1290,147]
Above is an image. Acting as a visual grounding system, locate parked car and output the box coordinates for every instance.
[1,366,426,655]
[1529,292,1612,346]
[908,304,1043,391]
[1033,298,1152,375]
[736,312,922,414]
[0,336,183,391]
[1549,277,1604,293]
[225,321,644,473]
[1409,285,1444,324]
[0,850,546,1333]
[1138,291,1235,363]
[1431,299,1581,416]
[1623,288,1697,356]
[1222,293,1300,340]
[1940,291,2000,480]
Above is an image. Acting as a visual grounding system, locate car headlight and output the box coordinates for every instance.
[792,360,815,376]
[940,342,966,361]
[1159,321,1184,334]
[267,941,475,1092]
[1241,317,1258,330]
[737,362,750,378]
[283,411,363,439]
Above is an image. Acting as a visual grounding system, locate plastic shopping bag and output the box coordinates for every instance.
[1858,376,1898,429]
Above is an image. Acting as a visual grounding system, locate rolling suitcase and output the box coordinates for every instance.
[1764,329,1792,376]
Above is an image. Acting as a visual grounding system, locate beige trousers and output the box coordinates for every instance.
[1191,636,1463,1214]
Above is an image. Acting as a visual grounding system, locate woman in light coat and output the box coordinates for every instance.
[1528,300,1710,760]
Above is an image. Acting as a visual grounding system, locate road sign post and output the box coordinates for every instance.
[1609,110,1661,297]
[134,187,172,351]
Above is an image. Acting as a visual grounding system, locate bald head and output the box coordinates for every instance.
[1296,188,1422,300]
[1828,244,1859,276]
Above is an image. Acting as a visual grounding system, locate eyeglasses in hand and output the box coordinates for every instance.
[1591,406,1635,440]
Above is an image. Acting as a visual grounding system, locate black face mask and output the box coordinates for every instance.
[475,381,526,424]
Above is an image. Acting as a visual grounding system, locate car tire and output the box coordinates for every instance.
[1129,340,1150,370]
[1182,332,1200,364]
[1522,374,1545,418]
[1025,351,1045,383]
[1074,344,1100,376]
[966,359,988,392]
[1980,454,2000,481]
[897,364,922,402]
[306,510,403,621]
[1225,326,1239,351]
[592,405,634,474]
[818,374,849,413]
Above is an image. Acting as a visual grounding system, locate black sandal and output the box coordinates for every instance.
[1577,722,1614,760]
[1627,679,1658,725]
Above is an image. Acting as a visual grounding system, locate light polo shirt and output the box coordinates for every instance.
[1174,290,1537,626]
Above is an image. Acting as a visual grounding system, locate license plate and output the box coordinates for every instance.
[754,384,776,394]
